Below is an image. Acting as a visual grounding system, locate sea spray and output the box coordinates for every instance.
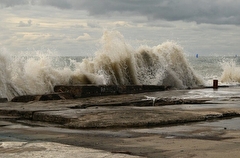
[0,30,205,100]
[151,42,203,88]
[220,59,240,83]
[0,49,72,100]
[73,31,204,88]
[0,48,14,99]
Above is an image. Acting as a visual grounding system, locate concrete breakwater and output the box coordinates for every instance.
[0,89,240,129]
[2,85,240,158]
[11,85,169,102]
[54,85,169,97]
[0,85,240,129]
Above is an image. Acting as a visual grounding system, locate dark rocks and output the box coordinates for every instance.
[0,98,8,103]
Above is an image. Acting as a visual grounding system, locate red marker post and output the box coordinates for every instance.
[213,80,218,89]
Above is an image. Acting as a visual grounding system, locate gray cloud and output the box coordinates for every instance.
[1,0,240,25]
[0,0,28,7]
[87,21,100,28]
[34,0,72,9]
[18,20,32,27]
[1,0,240,56]
[77,0,240,25]
[0,0,73,9]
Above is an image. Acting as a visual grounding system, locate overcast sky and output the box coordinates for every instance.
[1,0,240,56]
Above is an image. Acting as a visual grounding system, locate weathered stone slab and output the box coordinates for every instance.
[70,100,153,109]
[68,98,210,109]
[11,93,73,102]
[0,109,33,119]
[10,85,168,102]
[32,110,74,124]
[54,85,168,98]
[11,95,39,102]
[38,93,73,101]
[2,88,240,129]
[116,85,168,94]
[54,85,119,98]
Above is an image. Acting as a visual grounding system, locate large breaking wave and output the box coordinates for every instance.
[0,31,204,100]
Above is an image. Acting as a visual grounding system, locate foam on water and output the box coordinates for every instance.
[0,30,209,100]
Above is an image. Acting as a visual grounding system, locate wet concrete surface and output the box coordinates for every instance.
[1,87,240,157]
[1,117,240,158]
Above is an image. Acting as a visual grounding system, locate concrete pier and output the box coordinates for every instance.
[54,85,168,98]
[11,85,168,102]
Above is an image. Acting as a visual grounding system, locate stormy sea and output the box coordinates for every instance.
[0,31,239,100]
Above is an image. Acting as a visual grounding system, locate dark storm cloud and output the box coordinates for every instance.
[1,0,240,25]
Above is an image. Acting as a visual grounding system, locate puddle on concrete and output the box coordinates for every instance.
[198,117,240,130]
[1,120,133,138]
[1,117,240,142]
[162,103,240,110]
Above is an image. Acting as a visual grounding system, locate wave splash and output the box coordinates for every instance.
[220,59,240,83]
[76,31,204,87]
[0,31,204,100]
[0,49,72,100]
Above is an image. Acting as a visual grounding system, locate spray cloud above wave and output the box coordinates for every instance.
[0,30,204,100]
